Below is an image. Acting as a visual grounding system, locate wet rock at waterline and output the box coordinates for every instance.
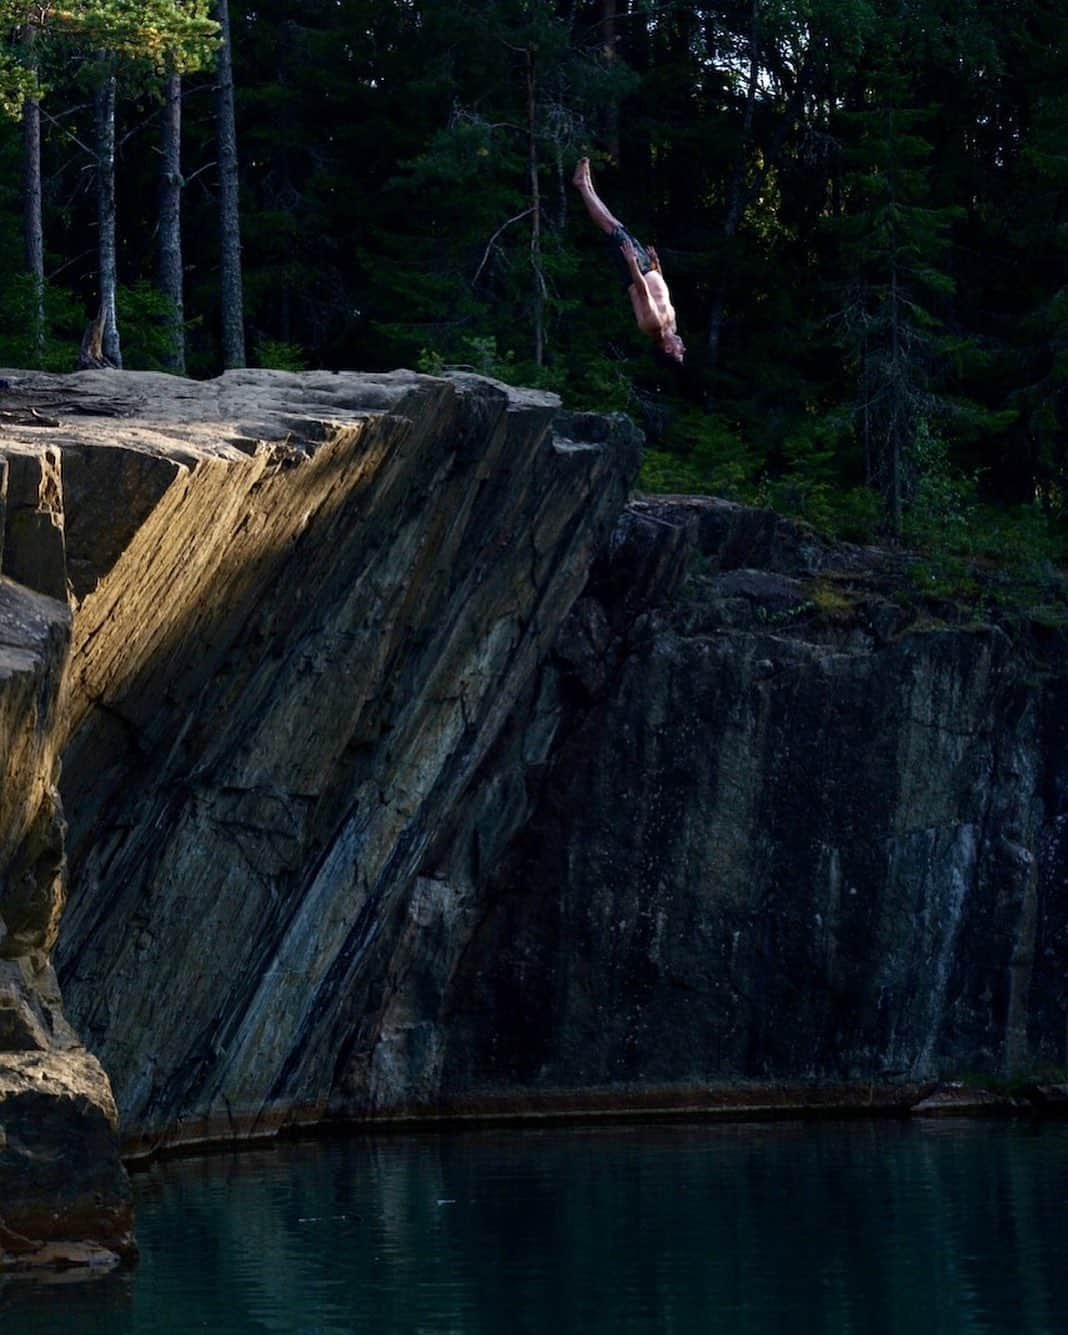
[0,1051,133,1269]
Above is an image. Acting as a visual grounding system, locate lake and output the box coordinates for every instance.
[2,1119,1066,1333]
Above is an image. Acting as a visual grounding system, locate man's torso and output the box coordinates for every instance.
[629,270,675,338]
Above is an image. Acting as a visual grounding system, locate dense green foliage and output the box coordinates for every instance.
[0,2,216,108]
[0,0,1065,577]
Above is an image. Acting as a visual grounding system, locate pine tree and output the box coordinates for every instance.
[828,63,961,533]
[82,5,216,368]
[0,1,216,369]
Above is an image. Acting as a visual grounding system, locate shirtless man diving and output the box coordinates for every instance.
[572,157,685,364]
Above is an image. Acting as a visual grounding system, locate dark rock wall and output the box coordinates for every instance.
[436,500,1067,1100]
[1036,680,1068,1064]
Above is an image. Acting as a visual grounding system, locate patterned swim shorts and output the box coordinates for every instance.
[608,224,655,290]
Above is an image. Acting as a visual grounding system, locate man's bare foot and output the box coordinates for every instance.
[572,157,591,189]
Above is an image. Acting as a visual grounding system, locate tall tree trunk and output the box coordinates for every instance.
[525,47,545,367]
[93,56,121,368]
[21,26,44,361]
[158,67,186,374]
[602,0,620,164]
[706,0,761,408]
[215,0,245,368]
[269,21,298,351]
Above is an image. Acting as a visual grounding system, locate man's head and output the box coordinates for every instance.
[658,330,685,364]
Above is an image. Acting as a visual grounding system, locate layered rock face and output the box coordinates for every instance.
[2,369,636,1152]
[2,367,1065,1185]
[437,500,1067,1103]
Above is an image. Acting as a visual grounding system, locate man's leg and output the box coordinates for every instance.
[572,157,622,235]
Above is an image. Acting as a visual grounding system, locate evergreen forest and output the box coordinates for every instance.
[1,1,1066,603]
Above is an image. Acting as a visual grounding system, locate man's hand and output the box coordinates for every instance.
[619,237,641,272]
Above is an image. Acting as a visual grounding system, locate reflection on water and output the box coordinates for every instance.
[2,1119,1066,1334]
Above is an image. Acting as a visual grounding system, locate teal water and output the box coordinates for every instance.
[2,1120,1066,1334]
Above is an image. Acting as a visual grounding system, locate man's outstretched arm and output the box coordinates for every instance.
[621,238,657,322]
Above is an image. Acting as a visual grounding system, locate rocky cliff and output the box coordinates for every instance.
[0,368,640,1168]
[438,499,1067,1106]
[0,370,1065,1227]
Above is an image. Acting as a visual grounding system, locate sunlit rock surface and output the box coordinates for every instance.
[0,369,639,1151]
